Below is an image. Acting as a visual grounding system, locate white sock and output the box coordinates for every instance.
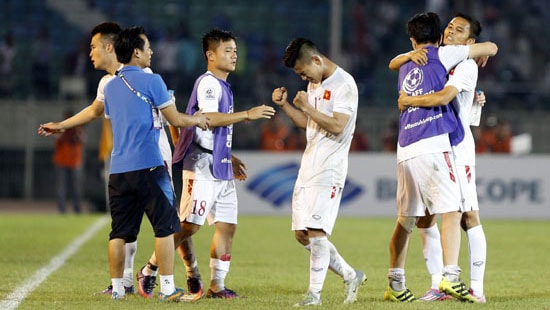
[123,241,137,287]
[467,225,486,296]
[443,265,461,282]
[209,258,230,292]
[159,275,175,296]
[387,268,406,291]
[111,278,125,296]
[305,241,355,282]
[418,225,444,289]
[308,236,330,297]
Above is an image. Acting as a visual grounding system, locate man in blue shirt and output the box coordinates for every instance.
[104,26,209,301]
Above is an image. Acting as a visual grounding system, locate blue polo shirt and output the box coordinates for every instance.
[104,66,172,174]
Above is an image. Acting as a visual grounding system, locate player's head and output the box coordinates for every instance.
[443,13,482,46]
[115,26,152,68]
[91,22,121,45]
[202,29,237,72]
[282,38,325,84]
[89,22,121,70]
[406,12,442,46]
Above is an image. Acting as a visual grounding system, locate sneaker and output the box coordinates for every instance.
[439,278,478,303]
[96,285,134,295]
[179,277,204,302]
[158,288,185,302]
[418,289,453,301]
[343,270,367,304]
[383,286,416,302]
[206,287,239,299]
[468,288,486,303]
[111,291,126,300]
[294,292,322,307]
[136,266,156,299]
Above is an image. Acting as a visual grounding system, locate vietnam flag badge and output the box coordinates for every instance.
[323,90,331,100]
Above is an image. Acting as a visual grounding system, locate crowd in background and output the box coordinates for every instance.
[0,0,543,153]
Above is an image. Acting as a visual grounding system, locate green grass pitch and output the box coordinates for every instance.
[1,214,549,309]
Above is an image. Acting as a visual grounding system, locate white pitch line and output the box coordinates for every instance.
[0,216,109,310]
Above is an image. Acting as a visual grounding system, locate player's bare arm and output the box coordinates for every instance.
[294,90,350,136]
[204,104,275,128]
[398,86,459,111]
[467,41,498,59]
[272,87,308,129]
[38,99,105,136]
[389,48,428,71]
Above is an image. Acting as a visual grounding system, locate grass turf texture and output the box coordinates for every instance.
[1,214,549,309]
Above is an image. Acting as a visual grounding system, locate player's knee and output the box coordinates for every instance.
[397,216,418,234]
[294,230,309,246]
[461,211,481,231]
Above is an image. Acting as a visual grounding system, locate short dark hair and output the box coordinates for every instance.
[282,38,319,68]
[454,13,482,39]
[202,29,237,60]
[406,12,441,45]
[114,26,146,64]
[91,22,121,44]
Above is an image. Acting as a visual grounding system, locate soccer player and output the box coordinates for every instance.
[137,28,275,300]
[271,38,366,306]
[383,12,497,302]
[393,13,489,303]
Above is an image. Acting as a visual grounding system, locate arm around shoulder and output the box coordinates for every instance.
[468,41,498,59]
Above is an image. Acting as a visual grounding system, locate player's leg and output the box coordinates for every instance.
[122,241,137,293]
[416,214,450,301]
[177,237,204,297]
[205,180,239,299]
[385,160,421,302]
[459,166,486,302]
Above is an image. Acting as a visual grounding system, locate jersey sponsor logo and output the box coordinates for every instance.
[246,162,363,208]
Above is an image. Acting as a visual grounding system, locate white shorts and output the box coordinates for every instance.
[397,152,461,217]
[456,164,479,212]
[291,185,342,236]
[179,178,238,226]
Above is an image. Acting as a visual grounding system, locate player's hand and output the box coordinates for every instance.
[474,56,489,68]
[231,155,247,181]
[272,87,288,107]
[397,90,410,112]
[247,105,276,120]
[38,122,64,136]
[475,90,486,107]
[193,109,210,130]
[408,48,428,66]
[292,91,308,110]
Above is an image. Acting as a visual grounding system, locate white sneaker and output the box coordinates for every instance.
[294,291,322,307]
[344,269,367,304]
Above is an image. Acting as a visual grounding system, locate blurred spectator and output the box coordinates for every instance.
[350,126,369,152]
[176,23,199,95]
[31,28,53,99]
[285,127,307,151]
[260,113,288,151]
[153,29,179,91]
[476,115,511,153]
[381,117,399,152]
[53,109,85,213]
[0,31,17,97]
